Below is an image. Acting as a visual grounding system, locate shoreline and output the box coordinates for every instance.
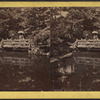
[50,52,72,63]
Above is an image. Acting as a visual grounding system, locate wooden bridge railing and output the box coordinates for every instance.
[1,39,31,48]
[76,39,100,48]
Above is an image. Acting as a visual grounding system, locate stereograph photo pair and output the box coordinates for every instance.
[0,1,99,99]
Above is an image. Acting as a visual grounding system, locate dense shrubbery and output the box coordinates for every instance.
[0,8,50,45]
[1,7,100,57]
[51,7,100,57]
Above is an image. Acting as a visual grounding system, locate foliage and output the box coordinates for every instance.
[51,7,100,57]
[1,7,100,57]
[0,7,50,44]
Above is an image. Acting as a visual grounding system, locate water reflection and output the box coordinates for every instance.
[52,52,100,91]
[0,52,51,91]
[0,51,100,91]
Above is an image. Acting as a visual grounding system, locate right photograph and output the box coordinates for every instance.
[50,7,100,91]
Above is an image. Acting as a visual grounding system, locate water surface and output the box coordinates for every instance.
[0,52,51,91]
[0,51,100,91]
[51,51,100,91]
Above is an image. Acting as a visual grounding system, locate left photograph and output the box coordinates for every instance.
[0,7,51,91]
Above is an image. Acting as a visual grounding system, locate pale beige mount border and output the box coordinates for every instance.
[0,2,100,7]
[0,91,100,99]
[0,1,100,99]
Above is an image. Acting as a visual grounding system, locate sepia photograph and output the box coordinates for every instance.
[0,6,100,92]
[51,7,100,91]
[0,7,51,91]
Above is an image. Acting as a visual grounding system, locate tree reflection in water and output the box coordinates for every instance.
[0,52,51,91]
[52,52,100,91]
[0,51,100,91]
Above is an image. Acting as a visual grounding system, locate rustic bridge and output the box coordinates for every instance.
[70,39,100,50]
[76,39,100,49]
[0,39,50,55]
[1,39,31,51]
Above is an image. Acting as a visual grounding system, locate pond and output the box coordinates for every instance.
[0,52,51,91]
[0,51,100,91]
[51,51,100,91]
